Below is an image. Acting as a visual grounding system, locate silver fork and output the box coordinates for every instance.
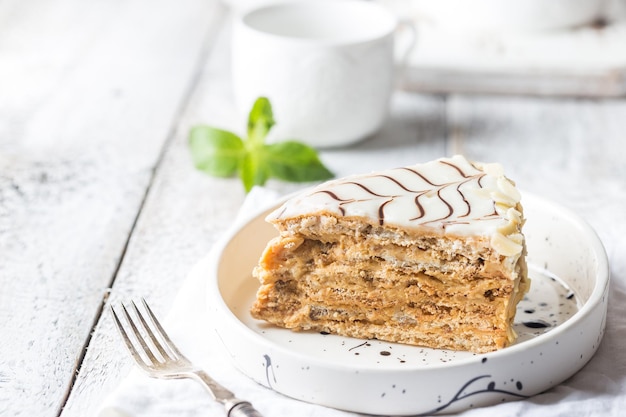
[110,298,264,417]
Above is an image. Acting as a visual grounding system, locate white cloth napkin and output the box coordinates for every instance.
[99,187,625,417]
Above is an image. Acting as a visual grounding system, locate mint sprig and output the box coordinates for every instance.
[189,97,333,192]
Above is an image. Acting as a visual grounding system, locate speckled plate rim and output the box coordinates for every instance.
[205,191,609,415]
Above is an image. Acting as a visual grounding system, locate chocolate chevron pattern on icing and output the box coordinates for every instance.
[269,155,524,253]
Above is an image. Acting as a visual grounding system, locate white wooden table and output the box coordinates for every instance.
[1,1,625,416]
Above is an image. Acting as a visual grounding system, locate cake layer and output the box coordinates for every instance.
[257,234,514,286]
[251,232,527,353]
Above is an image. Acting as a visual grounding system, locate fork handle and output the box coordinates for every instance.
[226,400,264,417]
[192,371,263,416]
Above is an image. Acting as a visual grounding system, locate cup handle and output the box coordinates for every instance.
[394,19,417,88]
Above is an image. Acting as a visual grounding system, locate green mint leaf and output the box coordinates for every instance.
[189,97,333,193]
[264,141,334,182]
[247,97,275,143]
[239,151,270,192]
[188,126,244,177]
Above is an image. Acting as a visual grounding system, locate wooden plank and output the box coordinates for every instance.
[403,67,626,98]
[446,95,626,201]
[59,11,240,417]
[0,0,222,416]
[63,18,449,416]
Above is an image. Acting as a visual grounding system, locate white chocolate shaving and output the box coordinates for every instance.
[491,232,523,256]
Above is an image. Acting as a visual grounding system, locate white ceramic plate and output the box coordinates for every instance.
[207,192,609,415]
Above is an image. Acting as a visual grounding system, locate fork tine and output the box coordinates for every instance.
[110,305,151,371]
[140,297,187,360]
[129,300,173,361]
[119,302,161,366]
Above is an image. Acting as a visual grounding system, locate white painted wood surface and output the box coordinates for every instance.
[380,0,626,97]
[0,0,226,415]
[1,1,625,416]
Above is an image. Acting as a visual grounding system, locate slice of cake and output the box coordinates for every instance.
[250,155,529,353]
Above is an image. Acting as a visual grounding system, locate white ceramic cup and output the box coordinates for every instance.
[232,0,412,148]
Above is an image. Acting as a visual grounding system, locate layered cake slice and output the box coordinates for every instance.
[250,155,529,353]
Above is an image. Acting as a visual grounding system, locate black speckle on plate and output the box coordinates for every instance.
[523,320,551,329]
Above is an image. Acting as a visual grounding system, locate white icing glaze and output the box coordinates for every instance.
[268,155,524,254]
